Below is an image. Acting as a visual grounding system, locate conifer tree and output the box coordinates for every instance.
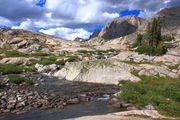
[136,33,143,44]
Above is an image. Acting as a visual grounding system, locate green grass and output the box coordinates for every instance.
[119,75,180,117]
[168,64,180,70]
[5,50,28,57]
[31,52,49,56]
[27,55,77,66]
[8,74,33,85]
[23,67,37,72]
[121,60,153,65]
[77,49,119,55]
[0,63,23,74]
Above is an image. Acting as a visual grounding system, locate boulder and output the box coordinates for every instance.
[53,60,140,85]
[9,38,23,44]
[0,57,37,64]
[35,64,58,73]
[67,98,80,104]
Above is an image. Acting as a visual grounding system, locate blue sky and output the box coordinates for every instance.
[0,0,179,40]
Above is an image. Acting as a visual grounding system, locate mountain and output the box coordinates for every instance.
[89,7,180,46]
[98,16,144,40]
[138,7,180,41]
[0,28,88,53]
[89,29,101,39]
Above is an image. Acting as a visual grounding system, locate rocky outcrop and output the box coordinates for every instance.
[74,37,85,42]
[99,16,143,40]
[53,60,140,85]
[35,64,58,73]
[69,110,172,120]
[113,110,171,119]
[0,57,39,64]
[89,29,101,39]
[0,28,85,53]
[138,64,178,78]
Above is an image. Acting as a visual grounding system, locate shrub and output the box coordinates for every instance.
[135,43,167,56]
[0,63,23,74]
[162,35,175,41]
[77,50,89,54]
[8,74,33,85]
[5,50,28,57]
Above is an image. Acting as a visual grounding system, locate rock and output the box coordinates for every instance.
[154,54,180,63]
[35,64,47,73]
[9,38,23,44]
[54,60,140,85]
[99,16,143,40]
[7,104,15,111]
[16,101,28,108]
[143,104,155,110]
[108,98,122,108]
[78,94,90,102]
[74,37,85,42]
[112,51,154,62]
[113,110,169,119]
[0,57,37,64]
[139,64,178,78]
[49,64,58,71]
[138,69,158,76]
[126,106,138,111]
[17,41,28,49]
[35,64,58,72]
[89,29,101,39]
[67,98,80,104]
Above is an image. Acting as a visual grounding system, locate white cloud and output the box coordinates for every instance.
[164,0,171,4]
[102,12,119,19]
[1,0,179,39]
[0,16,12,26]
[39,27,92,40]
[12,19,34,30]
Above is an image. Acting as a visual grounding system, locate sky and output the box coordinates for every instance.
[0,0,180,40]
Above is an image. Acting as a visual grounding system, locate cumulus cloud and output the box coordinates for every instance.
[0,0,46,21]
[12,19,34,30]
[39,27,92,40]
[0,0,179,39]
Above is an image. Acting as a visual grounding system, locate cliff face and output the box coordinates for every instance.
[98,16,144,40]
[89,29,101,39]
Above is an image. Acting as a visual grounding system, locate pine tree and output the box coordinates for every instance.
[146,18,161,47]
[136,33,143,44]
[146,22,153,46]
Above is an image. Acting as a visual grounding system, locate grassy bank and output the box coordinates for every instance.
[119,75,180,117]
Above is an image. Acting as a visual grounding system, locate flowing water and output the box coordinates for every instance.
[0,97,122,120]
[0,74,122,120]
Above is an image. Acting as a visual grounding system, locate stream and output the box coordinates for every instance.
[0,73,121,120]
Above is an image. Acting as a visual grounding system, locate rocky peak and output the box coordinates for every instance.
[98,15,143,40]
[89,29,101,39]
[74,37,85,42]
